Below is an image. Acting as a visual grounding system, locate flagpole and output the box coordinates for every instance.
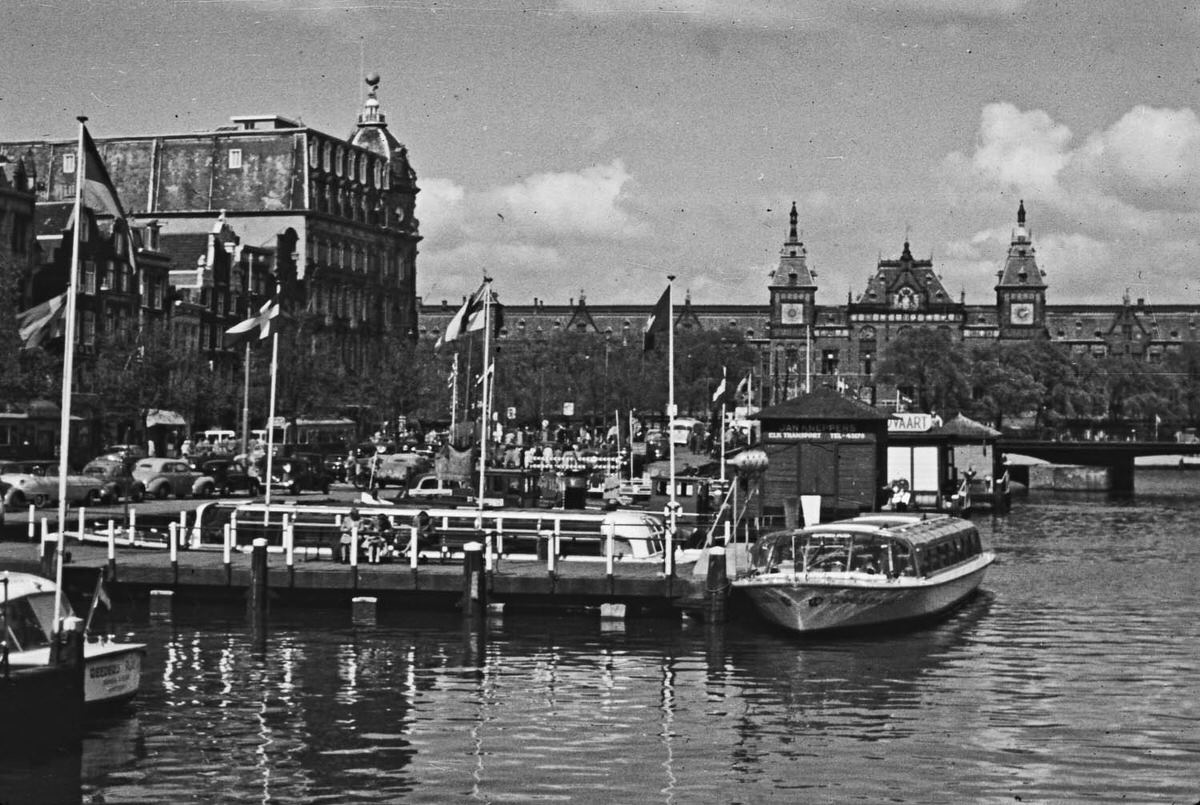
[719,366,727,485]
[240,259,254,457]
[476,278,493,517]
[263,285,282,510]
[53,117,88,631]
[666,275,677,550]
[449,354,459,433]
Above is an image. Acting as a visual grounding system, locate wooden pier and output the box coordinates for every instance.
[0,536,727,618]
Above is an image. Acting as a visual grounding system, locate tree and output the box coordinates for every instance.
[876,329,972,414]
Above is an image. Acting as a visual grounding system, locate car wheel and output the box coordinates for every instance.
[8,490,26,509]
[32,494,50,508]
[86,489,103,506]
[156,485,170,500]
[131,486,145,503]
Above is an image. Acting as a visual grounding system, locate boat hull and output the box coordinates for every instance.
[9,641,145,707]
[735,554,994,634]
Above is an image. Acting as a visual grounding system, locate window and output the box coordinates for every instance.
[80,310,96,346]
[821,349,839,375]
[228,149,243,169]
[100,260,114,291]
[63,154,76,174]
[82,261,97,294]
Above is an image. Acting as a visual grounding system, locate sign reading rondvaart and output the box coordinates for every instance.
[887,413,933,433]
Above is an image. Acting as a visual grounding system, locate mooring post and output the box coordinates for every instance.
[169,521,179,577]
[128,509,137,546]
[107,519,116,578]
[409,525,419,571]
[605,520,615,580]
[27,504,35,541]
[40,536,56,577]
[544,531,557,577]
[40,517,48,554]
[706,546,728,623]
[462,541,486,617]
[223,522,232,585]
[179,511,188,548]
[248,537,269,619]
[77,507,86,543]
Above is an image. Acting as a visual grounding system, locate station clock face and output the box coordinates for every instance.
[1011,302,1034,324]
[781,302,805,324]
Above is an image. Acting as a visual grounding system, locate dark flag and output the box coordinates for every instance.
[643,285,671,351]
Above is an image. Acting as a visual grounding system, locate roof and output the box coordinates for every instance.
[754,387,890,421]
[934,414,1001,441]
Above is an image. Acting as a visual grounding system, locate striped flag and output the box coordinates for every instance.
[80,126,126,219]
[712,370,727,404]
[223,297,280,347]
[17,291,69,349]
[643,285,671,351]
[436,282,487,348]
[735,372,750,400]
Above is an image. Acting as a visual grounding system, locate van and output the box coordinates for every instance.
[670,418,701,447]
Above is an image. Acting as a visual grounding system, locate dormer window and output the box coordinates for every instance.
[228,149,243,169]
[63,154,76,174]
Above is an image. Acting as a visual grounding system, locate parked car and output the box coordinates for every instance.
[0,460,108,508]
[81,458,146,503]
[643,430,670,462]
[97,444,149,462]
[131,457,211,499]
[192,457,261,497]
[404,474,468,500]
[270,455,331,495]
[371,452,432,490]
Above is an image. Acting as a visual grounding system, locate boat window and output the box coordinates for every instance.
[2,596,52,651]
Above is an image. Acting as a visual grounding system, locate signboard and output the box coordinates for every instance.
[765,423,869,442]
[506,406,517,421]
[562,402,575,417]
[888,413,933,433]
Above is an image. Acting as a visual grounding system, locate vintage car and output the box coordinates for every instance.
[369,452,432,490]
[404,474,468,500]
[0,459,108,508]
[131,457,212,499]
[80,457,146,503]
[192,457,262,497]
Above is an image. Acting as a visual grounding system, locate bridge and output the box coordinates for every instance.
[997,439,1200,492]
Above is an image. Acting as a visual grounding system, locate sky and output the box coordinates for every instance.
[3,0,1199,310]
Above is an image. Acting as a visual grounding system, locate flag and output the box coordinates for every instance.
[436,282,487,348]
[80,126,126,219]
[94,572,112,610]
[447,359,458,389]
[223,297,280,347]
[643,285,671,351]
[17,292,69,349]
[712,371,727,404]
[736,372,750,400]
[476,362,494,386]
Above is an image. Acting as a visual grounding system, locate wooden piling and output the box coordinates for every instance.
[248,537,268,619]
[461,541,485,617]
[706,546,728,623]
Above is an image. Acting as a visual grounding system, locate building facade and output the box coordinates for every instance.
[0,73,421,374]
[420,200,1200,411]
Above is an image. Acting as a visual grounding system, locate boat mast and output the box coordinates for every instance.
[53,117,88,631]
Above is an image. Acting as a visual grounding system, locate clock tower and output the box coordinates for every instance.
[769,201,817,333]
[996,200,1047,339]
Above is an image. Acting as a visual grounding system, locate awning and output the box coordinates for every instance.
[146,409,187,427]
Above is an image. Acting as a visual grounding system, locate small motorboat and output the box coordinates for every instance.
[2,571,145,707]
[732,513,995,634]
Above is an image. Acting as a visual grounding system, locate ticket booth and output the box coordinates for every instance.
[886,412,1004,513]
[754,388,889,524]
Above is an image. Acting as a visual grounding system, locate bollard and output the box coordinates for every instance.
[77,507,86,543]
[128,509,137,546]
[248,537,269,618]
[352,596,377,625]
[223,523,232,565]
[150,589,174,619]
[544,531,557,575]
[27,504,35,541]
[706,546,728,623]
[484,532,494,572]
[284,514,295,568]
[40,517,48,553]
[229,511,238,551]
[179,511,188,547]
[169,522,179,563]
[605,521,616,578]
[107,519,116,578]
[723,520,731,546]
[350,521,359,567]
[461,541,486,617]
[40,537,57,578]
[409,525,419,570]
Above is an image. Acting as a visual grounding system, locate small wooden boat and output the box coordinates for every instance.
[2,571,145,707]
[732,513,994,634]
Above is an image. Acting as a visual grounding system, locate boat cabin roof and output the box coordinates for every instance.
[761,513,976,550]
[0,571,58,601]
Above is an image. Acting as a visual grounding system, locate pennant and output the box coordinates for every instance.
[447,359,458,389]
[712,371,727,404]
[224,298,280,347]
[80,126,126,219]
[736,372,750,399]
[476,362,494,386]
[436,282,487,348]
[17,292,69,349]
[643,285,671,351]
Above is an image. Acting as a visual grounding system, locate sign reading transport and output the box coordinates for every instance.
[765,423,869,442]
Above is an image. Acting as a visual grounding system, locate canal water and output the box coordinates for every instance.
[4,470,1199,804]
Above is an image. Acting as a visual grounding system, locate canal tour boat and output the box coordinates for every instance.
[191,499,675,563]
[2,571,144,707]
[732,513,995,634]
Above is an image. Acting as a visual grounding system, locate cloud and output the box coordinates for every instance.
[556,0,1030,25]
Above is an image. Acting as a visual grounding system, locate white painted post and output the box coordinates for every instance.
[169,522,178,562]
[350,520,359,567]
[229,510,238,551]
[723,520,731,546]
[77,507,86,542]
[409,525,418,570]
[128,509,137,546]
[605,520,615,578]
[40,517,48,551]
[284,514,294,568]
[484,532,494,572]
[179,511,188,546]
[547,531,557,575]
[223,522,232,567]
[27,504,35,541]
[106,520,115,563]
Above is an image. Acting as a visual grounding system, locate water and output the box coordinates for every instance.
[4,470,1200,804]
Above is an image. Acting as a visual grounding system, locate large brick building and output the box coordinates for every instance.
[422,201,1200,409]
[1,74,421,375]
